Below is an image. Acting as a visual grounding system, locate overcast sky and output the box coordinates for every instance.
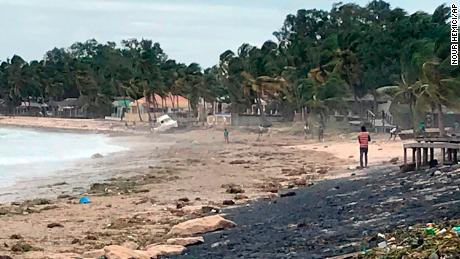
[0,0,447,67]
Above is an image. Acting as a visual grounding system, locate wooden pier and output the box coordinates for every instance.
[403,137,460,170]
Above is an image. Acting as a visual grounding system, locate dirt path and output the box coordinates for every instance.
[172,165,460,258]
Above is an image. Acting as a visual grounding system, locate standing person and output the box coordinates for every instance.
[418,121,426,137]
[358,126,371,168]
[257,124,264,141]
[224,128,229,143]
[389,125,399,141]
[304,122,310,139]
[418,121,426,132]
[318,125,324,142]
[454,121,459,133]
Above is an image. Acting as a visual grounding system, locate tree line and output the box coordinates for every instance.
[0,39,224,118]
[0,1,458,131]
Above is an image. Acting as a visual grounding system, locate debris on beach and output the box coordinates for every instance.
[229,160,251,165]
[79,196,91,204]
[47,222,64,228]
[257,182,281,193]
[293,178,307,186]
[389,157,399,164]
[23,198,51,206]
[10,241,41,252]
[280,191,296,197]
[222,200,235,206]
[200,206,220,214]
[222,183,245,194]
[133,197,149,205]
[234,194,249,200]
[9,234,22,240]
[360,220,460,258]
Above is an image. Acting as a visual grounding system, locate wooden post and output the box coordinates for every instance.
[423,148,428,165]
[430,148,434,162]
[416,148,422,170]
[448,149,453,163]
[452,149,458,165]
[441,148,446,165]
[404,148,407,164]
[412,148,416,164]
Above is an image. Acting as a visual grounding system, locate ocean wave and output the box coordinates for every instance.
[0,128,127,166]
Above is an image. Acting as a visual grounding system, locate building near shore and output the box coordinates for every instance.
[123,94,190,122]
[48,98,85,118]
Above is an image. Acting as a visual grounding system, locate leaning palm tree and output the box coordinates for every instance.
[379,60,460,136]
[241,71,286,126]
[376,74,423,131]
[418,60,460,136]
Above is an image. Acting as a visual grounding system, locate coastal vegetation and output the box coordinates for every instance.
[0,1,458,131]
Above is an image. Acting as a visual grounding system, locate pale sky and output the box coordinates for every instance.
[0,0,447,67]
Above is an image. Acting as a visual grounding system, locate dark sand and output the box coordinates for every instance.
[171,165,460,259]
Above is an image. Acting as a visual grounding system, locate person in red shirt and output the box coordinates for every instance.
[358,126,371,168]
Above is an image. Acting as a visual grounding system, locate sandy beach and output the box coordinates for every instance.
[0,116,408,258]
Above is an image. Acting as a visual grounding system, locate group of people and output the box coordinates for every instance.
[223,124,270,144]
[303,123,324,142]
[223,122,409,169]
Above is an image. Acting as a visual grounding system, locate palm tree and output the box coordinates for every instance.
[376,75,422,131]
[241,71,286,126]
[418,60,460,136]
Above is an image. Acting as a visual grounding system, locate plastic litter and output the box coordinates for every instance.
[378,241,388,249]
[425,227,436,236]
[437,228,447,235]
[360,230,369,254]
[79,196,91,204]
[453,226,460,236]
[425,223,437,236]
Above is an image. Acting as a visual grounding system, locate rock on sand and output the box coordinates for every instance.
[104,245,150,259]
[166,237,204,247]
[168,215,236,237]
[82,249,105,258]
[145,244,186,257]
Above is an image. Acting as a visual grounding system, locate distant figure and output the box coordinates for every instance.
[389,125,399,141]
[418,121,426,132]
[318,125,324,142]
[124,122,128,130]
[454,121,459,133]
[418,121,426,137]
[224,128,229,143]
[257,124,264,141]
[358,126,371,168]
[304,122,310,139]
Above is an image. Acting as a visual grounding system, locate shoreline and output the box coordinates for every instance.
[0,125,153,203]
[0,115,151,135]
